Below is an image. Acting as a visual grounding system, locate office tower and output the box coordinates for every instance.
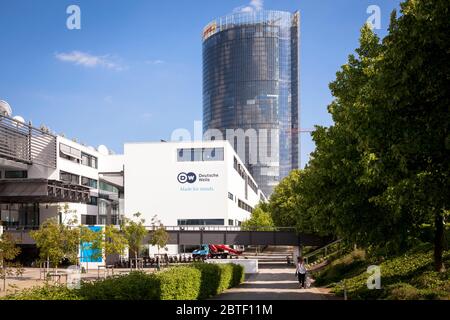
[202,10,299,197]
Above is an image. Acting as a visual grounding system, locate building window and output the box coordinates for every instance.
[89,196,98,206]
[60,171,80,184]
[177,148,224,162]
[228,219,234,226]
[99,181,119,194]
[238,199,253,213]
[247,178,258,194]
[228,192,234,200]
[81,176,98,189]
[5,171,27,179]
[81,152,98,169]
[81,215,97,225]
[59,143,81,163]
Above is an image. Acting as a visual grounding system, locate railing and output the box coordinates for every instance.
[145,225,298,232]
[0,114,57,168]
[304,239,344,266]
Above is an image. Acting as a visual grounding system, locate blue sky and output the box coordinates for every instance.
[0,0,401,167]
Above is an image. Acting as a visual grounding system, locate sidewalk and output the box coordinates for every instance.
[212,263,341,300]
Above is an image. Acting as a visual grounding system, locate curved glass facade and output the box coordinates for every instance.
[202,10,299,197]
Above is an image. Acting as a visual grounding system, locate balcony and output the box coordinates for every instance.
[0,179,90,203]
[0,114,56,168]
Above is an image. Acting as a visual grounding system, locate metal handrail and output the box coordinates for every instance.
[0,114,56,168]
[304,239,344,265]
[145,225,298,232]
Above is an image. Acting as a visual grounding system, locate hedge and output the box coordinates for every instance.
[3,263,245,300]
[79,271,159,300]
[191,263,245,299]
[2,284,82,300]
[156,266,202,300]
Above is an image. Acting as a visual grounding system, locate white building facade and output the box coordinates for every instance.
[1,105,266,259]
[124,141,265,229]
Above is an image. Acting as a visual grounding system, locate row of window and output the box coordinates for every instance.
[99,181,119,194]
[60,171,98,189]
[233,156,258,194]
[59,143,98,169]
[0,170,28,179]
[177,148,224,162]
[238,199,253,214]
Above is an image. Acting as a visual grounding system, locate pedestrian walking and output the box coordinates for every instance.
[295,257,307,289]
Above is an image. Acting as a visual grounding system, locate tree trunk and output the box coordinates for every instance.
[434,211,445,272]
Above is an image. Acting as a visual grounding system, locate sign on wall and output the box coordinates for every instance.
[177,172,220,192]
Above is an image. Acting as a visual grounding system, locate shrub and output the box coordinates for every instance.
[79,271,158,300]
[3,263,245,300]
[191,263,221,299]
[156,266,201,300]
[386,283,421,300]
[191,263,245,299]
[216,264,234,293]
[231,264,245,287]
[314,249,366,286]
[3,284,81,300]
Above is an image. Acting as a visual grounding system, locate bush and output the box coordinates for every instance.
[190,263,245,299]
[217,264,234,293]
[231,264,245,287]
[314,249,366,286]
[79,271,158,300]
[191,263,222,299]
[3,284,82,300]
[156,267,201,300]
[2,263,245,300]
[386,283,421,300]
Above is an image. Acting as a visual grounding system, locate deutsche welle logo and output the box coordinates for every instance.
[177,172,197,184]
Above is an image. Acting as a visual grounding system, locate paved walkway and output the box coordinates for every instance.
[213,262,340,300]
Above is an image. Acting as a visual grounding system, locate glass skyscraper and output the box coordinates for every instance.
[202,10,299,197]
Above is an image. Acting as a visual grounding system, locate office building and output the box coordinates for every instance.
[202,10,300,196]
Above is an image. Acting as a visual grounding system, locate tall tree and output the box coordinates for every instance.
[121,213,147,270]
[104,225,128,258]
[0,233,21,291]
[149,215,169,255]
[241,205,275,231]
[266,0,449,271]
[30,205,80,272]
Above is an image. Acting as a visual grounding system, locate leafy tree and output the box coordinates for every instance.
[30,205,80,272]
[241,205,275,231]
[266,0,449,271]
[356,0,450,271]
[149,215,169,255]
[0,233,21,291]
[104,225,127,258]
[121,213,147,270]
[268,171,302,228]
